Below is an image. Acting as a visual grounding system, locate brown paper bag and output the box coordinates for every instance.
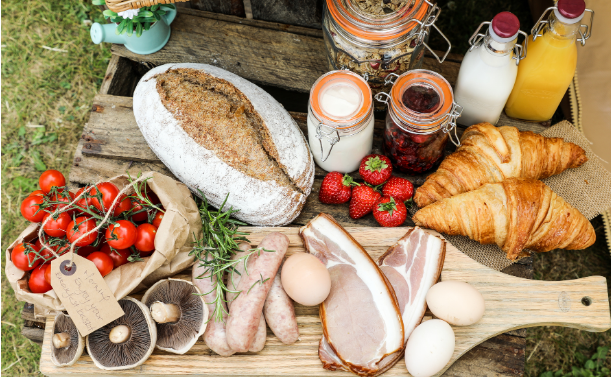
[5,171,202,317]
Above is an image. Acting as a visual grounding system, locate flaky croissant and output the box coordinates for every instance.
[412,178,595,260]
[414,123,588,208]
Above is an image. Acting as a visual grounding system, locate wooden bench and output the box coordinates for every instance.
[27,6,549,376]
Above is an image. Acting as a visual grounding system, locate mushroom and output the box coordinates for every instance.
[141,278,208,354]
[51,313,85,367]
[86,297,157,370]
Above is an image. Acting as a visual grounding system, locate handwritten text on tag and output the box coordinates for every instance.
[50,254,124,336]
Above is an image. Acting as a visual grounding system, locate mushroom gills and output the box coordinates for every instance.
[151,302,182,323]
[51,313,84,367]
[87,298,155,370]
[142,279,206,353]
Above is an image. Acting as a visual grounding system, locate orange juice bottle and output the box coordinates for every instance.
[505,0,594,121]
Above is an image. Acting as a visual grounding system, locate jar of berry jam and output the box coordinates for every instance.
[376,69,462,174]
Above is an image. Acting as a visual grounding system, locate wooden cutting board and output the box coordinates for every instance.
[39,226,611,376]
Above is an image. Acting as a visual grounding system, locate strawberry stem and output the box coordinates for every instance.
[365,156,388,173]
[342,174,360,187]
[377,197,397,216]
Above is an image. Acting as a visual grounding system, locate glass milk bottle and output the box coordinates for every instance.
[454,12,528,126]
[505,0,594,121]
[307,70,374,173]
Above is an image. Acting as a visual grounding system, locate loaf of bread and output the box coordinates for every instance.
[133,63,314,226]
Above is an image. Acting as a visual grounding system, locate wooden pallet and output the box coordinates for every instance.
[27,6,558,376]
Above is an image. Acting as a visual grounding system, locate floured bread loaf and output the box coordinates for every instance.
[133,63,314,226]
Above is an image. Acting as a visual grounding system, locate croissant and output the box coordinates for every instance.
[414,122,588,208]
[412,178,595,260]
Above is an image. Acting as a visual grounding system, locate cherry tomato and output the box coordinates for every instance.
[130,199,149,222]
[135,223,157,253]
[76,244,100,258]
[90,182,120,213]
[50,189,76,216]
[11,243,41,271]
[66,217,98,246]
[34,239,55,262]
[114,195,132,217]
[74,187,93,213]
[34,239,70,263]
[86,252,114,277]
[44,263,52,285]
[105,220,137,249]
[29,265,53,293]
[39,170,66,194]
[152,210,164,228]
[42,212,72,237]
[20,195,46,222]
[100,243,130,268]
[29,190,45,197]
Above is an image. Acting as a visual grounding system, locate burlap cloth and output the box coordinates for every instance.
[410,120,611,271]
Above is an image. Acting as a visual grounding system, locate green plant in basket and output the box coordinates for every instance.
[91,0,175,37]
[540,346,610,377]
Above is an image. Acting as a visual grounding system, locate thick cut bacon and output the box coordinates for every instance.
[300,214,404,377]
[377,227,446,342]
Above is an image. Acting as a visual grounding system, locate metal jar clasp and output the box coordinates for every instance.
[532,6,595,46]
[442,102,463,147]
[316,122,340,162]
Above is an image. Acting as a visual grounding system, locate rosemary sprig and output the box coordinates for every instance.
[190,193,275,323]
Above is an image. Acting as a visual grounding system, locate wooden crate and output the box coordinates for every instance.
[30,7,555,376]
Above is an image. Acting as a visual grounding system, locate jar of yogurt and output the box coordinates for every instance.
[307,70,374,173]
[376,69,462,174]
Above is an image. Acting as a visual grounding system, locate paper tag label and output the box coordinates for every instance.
[50,254,124,336]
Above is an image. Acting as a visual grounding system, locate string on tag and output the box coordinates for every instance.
[36,175,150,268]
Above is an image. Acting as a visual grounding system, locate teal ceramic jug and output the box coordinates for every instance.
[90,7,177,55]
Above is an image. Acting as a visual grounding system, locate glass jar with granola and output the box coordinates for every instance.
[376,69,462,174]
[323,0,451,110]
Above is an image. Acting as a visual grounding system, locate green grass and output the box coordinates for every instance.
[1,0,110,375]
[1,0,609,376]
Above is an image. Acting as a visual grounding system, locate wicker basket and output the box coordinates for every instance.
[105,0,187,12]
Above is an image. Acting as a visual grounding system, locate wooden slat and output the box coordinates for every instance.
[112,11,328,93]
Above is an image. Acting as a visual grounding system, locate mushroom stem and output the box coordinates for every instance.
[108,325,131,344]
[150,302,181,323]
[52,332,71,349]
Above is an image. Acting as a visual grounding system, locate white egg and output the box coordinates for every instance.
[404,319,455,377]
[281,253,331,306]
[426,281,485,326]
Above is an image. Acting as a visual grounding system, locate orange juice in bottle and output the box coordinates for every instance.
[504,0,594,121]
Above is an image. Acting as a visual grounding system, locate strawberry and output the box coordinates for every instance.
[373,196,407,227]
[382,176,414,203]
[319,172,357,204]
[349,185,381,219]
[359,154,392,185]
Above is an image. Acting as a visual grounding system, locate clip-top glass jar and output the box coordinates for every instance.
[307,70,374,173]
[376,69,462,174]
[323,0,451,110]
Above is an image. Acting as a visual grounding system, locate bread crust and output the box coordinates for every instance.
[133,63,314,226]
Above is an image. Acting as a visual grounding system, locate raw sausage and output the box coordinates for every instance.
[227,243,267,352]
[263,266,299,344]
[226,232,289,352]
[192,258,235,356]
